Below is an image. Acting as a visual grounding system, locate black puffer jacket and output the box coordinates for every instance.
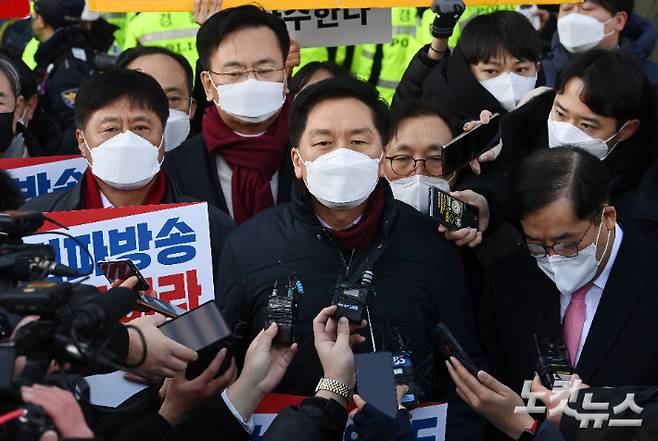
[217,178,486,441]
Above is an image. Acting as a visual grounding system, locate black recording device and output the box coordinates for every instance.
[429,186,480,231]
[441,113,500,176]
[534,335,575,389]
[158,301,236,380]
[264,273,304,345]
[331,270,373,323]
[434,323,479,376]
[355,352,398,418]
[392,351,419,410]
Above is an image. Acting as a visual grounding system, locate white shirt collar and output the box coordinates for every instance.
[99,191,115,209]
[592,223,623,290]
[316,214,363,230]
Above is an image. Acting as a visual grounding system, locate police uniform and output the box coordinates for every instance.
[122,12,199,73]
[351,7,429,104]
[34,26,94,154]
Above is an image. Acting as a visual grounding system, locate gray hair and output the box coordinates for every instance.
[0,56,21,100]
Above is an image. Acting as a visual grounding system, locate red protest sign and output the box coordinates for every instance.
[0,0,30,18]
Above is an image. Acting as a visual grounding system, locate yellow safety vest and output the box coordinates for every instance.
[351,7,429,105]
[122,12,200,73]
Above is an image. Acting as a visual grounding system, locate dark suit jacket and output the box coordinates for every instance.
[480,225,658,397]
[163,133,295,217]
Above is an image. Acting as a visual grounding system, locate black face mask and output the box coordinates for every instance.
[0,111,16,153]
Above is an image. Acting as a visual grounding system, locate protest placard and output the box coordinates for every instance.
[88,0,577,13]
[0,155,87,202]
[22,202,215,321]
[0,0,30,18]
[274,8,392,48]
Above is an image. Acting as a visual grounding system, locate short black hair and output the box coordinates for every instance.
[556,49,652,129]
[388,101,458,142]
[288,62,351,97]
[116,46,194,95]
[0,48,37,99]
[196,5,290,71]
[289,77,390,147]
[511,146,610,221]
[459,10,542,64]
[74,68,169,130]
[587,0,634,16]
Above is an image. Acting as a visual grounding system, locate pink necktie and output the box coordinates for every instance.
[563,282,592,366]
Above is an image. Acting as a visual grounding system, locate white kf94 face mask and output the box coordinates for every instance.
[300,148,381,210]
[389,174,451,214]
[84,130,163,191]
[547,117,627,160]
[534,212,612,295]
[211,77,286,124]
[164,108,191,152]
[479,72,538,112]
[558,13,615,53]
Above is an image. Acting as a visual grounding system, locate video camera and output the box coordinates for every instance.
[0,211,140,440]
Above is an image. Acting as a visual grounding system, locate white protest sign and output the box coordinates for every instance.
[0,155,87,201]
[22,202,215,319]
[272,8,392,48]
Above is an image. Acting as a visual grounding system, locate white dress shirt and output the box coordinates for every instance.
[560,223,623,365]
[215,154,279,220]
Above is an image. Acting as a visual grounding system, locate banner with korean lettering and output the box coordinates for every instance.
[250,394,447,441]
[88,0,577,12]
[21,202,215,320]
[273,8,392,48]
[0,155,87,202]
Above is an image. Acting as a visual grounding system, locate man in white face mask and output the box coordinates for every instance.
[118,46,197,152]
[22,68,234,294]
[541,0,658,87]
[384,103,491,248]
[164,5,297,225]
[480,147,658,421]
[217,77,486,440]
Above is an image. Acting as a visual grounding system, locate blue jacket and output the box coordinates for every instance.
[541,13,658,86]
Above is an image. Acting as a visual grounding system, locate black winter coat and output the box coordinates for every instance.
[217,179,486,441]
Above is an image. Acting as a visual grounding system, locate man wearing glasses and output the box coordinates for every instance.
[164,5,294,224]
[479,146,658,425]
[117,46,197,152]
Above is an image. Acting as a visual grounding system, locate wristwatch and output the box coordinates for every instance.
[314,378,353,401]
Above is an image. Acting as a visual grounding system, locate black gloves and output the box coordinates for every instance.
[431,0,466,39]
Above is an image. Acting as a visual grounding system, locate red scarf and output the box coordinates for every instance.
[331,183,386,250]
[83,168,167,209]
[203,100,291,225]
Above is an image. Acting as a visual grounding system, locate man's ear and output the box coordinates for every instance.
[76,129,90,162]
[13,96,25,130]
[617,119,639,143]
[200,71,216,103]
[291,147,304,179]
[603,205,617,230]
[613,11,628,33]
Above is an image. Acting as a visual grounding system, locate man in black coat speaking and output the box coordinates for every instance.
[217,77,485,441]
